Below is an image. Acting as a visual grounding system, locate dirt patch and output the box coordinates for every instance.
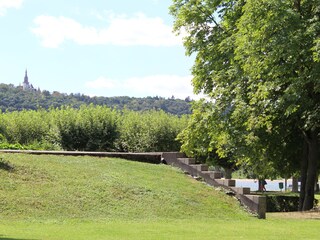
[267,208,320,219]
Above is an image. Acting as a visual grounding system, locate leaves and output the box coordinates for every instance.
[117,110,188,152]
[0,106,188,152]
[0,83,192,116]
[171,0,320,179]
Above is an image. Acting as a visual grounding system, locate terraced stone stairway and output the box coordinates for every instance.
[177,157,251,194]
[162,152,266,219]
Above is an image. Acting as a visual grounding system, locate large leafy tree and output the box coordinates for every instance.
[171,0,320,210]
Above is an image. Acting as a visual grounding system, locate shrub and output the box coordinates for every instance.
[266,195,300,212]
[54,105,119,151]
[0,109,54,147]
[116,110,188,152]
[0,106,188,152]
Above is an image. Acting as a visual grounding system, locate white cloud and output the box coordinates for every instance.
[85,75,201,100]
[85,76,117,89]
[0,0,23,16]
[31,13,182,48]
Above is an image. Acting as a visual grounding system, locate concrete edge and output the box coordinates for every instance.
[0,150,163,164]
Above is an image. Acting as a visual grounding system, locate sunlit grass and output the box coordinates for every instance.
[0,153,248,221]
[0,153,318,240]
[0,218,319,240]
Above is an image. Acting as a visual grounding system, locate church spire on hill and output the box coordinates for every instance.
[22,69,36,91]
[24,69,29,84]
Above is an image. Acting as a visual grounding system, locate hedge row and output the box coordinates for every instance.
[0,105,188,152]
[266,195,318,212]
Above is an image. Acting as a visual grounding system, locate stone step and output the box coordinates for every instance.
[201,171,222,179]
[216,179,236,187]
[177,158,196,165]
[231,187,251,195]
[175,152,187,158]
[190,164,208,172]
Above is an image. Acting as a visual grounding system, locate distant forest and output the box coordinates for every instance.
[0,83,192,115]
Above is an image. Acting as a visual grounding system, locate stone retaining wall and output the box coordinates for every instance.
[0,150,162,164]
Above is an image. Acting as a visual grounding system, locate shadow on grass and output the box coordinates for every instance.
[0,157,15,172]
[0,236,38,240]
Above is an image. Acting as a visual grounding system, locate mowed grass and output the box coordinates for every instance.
[0,218,319,240]
[0,153,247,221]
[0,153,319,240]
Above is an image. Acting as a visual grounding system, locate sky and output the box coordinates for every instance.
[0,0,198,100]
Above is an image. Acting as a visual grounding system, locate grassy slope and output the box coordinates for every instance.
[0,153,319,240]
[0,153,248,221]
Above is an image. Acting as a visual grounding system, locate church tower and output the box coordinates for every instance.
[23,69,37,91]
[21,69,39,92]
[23,69,30,90]
[24,69,29,84]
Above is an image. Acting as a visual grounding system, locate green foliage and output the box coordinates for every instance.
[0,83,192,116]
[0,109,54,146]
[0,142,25,150]
[177,101,211,158]
[171,0,319,187]
[178,100,238,171]
[266,195,300,212]
[54,105,119,151]
[0,106,187,152]
[117,110,188,152]
[0,142,61,151]
[171,0,320,209]
[265,194,318,212]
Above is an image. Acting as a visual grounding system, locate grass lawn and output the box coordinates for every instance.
[0,218,319,240]
[0,153,319,239]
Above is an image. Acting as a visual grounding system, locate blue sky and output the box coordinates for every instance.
[0,0,197,99]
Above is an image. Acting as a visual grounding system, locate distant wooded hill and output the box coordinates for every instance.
[0,83,192,115]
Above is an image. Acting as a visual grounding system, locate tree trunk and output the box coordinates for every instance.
[224,168,232,179]
[258,180,262,192]
[285,178,287,191]
[299,140,308,211]
[302,130,319,211]
[314,171,319,193]
[292,177,299,193]
[315,176,319,193]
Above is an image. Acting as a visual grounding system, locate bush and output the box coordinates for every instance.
[0,109,59,149]
[116,110,188,152]
[266,195,300,212]
[0,106,188,152]
[54,105,119,151]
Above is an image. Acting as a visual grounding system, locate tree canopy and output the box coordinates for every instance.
[171,0,320,210]
[0,83,192,116]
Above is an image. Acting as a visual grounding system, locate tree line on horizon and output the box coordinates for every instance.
[0,83,192,116]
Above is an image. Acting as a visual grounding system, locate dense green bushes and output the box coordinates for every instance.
[266,195,300,212]
[116,110,188,152]
[0,105,188,152]
[266,195,319,212]
[54,106,119,151]
[0,109,50,145]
